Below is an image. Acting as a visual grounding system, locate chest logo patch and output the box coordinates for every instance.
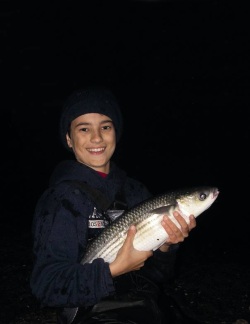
[88,207,106,229]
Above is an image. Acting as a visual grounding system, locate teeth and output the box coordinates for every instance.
[88,148,104,152]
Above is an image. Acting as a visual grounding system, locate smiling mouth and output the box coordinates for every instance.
[87,148,105,153]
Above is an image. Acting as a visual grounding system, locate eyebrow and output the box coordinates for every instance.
[74,119,113,128]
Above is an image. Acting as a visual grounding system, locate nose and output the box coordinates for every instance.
[90,129,103,143]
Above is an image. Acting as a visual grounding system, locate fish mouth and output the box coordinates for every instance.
[213,188,220,199]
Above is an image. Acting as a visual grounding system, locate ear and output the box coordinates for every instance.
[66,133,72,148]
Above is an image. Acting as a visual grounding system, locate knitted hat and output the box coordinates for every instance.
[59,86,123,150]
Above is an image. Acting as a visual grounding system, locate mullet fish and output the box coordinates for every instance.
[81,186,219,265]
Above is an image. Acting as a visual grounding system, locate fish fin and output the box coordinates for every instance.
[151,206,173,215]
[61,307,78,324]
[153,241,166,251]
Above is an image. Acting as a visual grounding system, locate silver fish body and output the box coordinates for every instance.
[81,186,219,265]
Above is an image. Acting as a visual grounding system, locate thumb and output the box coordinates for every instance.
[124,224,136,246]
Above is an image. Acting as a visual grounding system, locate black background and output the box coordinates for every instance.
[1,1,250,323]
[3,0,250,246]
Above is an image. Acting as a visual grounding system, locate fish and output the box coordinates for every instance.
[81,186,219,265]
[66,186,219,323]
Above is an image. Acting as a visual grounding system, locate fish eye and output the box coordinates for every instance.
[199,192,207,201]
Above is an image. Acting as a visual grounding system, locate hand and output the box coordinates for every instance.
[159,211,196,252]
[109,225,153,277]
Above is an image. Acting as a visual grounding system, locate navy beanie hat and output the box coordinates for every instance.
[59,86,123,150]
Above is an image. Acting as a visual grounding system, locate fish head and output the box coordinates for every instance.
[176,186,219,218]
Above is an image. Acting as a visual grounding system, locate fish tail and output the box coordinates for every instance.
[61,306,78,324]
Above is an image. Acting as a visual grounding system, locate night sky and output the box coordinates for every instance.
[2,1,250,252]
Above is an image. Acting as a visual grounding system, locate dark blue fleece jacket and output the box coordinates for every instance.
[30,160,178,308]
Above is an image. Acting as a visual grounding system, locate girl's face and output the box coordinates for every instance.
[66,113,116,173]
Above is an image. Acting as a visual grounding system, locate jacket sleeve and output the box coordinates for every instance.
[30,186,115,308]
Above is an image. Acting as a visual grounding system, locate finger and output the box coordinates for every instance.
[162,216,186,243]
[163,215,182,232]
[162,217,181,238]
[172,212,190,236]
[189,215,197,229]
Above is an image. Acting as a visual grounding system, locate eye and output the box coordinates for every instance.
[199,192,207,201]
[102,125,112,130]
[80,127,88,132]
